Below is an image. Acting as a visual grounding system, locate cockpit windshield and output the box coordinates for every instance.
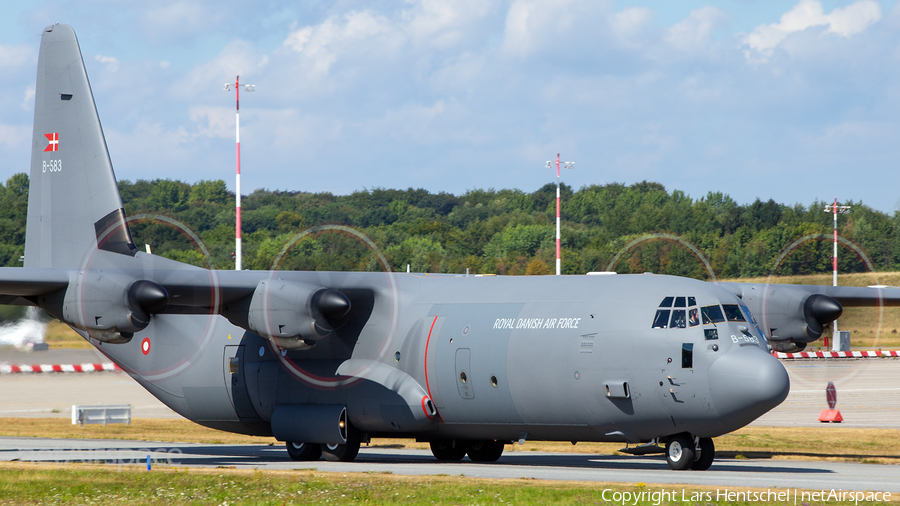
[740,304,758,326]
[652,296,700,329]
[701,305,725,324]
[721,304,746,322]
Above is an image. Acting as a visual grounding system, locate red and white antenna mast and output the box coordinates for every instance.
[823,197,851,343]
[824,197,851,288]
[546,154,575,275]
[224,76,255,270]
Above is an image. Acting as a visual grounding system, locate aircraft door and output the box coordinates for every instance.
[455,348,474,399]
[428,303,522,424]
[658,341,704,427]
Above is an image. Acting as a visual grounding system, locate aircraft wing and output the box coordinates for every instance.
[0,264,350,348]
[722,282,900,307]
[719,281,900,352]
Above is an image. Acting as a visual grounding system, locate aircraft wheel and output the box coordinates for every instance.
[286,441,321,461]
[466,440,505,462]
[690,437,715,471]
[430,441,467,461]
[665,434,695,470]
[321,426,361,462]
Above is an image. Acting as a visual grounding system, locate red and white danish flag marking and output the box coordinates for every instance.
[44,133,59,152]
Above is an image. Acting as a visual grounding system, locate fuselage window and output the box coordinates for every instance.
[673,296,686,307]
[687,296,696,306]
[682,343,693,368]
[688,308,699,327]
[704,328,718,340]
[670,309,686,328]
[721,304,746,322]
[659,296,674,308]
[652,309,670,328]
[701,305,725,324]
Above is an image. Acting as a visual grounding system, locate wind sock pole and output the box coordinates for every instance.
[225,76,255,270]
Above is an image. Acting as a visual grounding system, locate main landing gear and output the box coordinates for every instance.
[285,425,362,463]
[429,440,506,462]
[665,433,715,471]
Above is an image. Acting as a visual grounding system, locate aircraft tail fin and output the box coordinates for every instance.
[24,24,136,269]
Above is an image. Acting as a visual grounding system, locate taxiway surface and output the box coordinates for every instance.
[1,436,898,493]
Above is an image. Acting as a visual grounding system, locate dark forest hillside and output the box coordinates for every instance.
[2,174,896,281]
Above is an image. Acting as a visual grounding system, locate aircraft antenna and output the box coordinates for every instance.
[224,76,255,270]
[546,154,575,275]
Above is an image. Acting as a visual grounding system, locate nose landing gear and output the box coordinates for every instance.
[665,433,715,470]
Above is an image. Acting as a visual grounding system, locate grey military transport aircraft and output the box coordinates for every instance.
[3,24,899,471]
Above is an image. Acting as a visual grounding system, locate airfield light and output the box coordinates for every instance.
[225,75,255,270]
[546,154,575,275]
[823,197,851,346]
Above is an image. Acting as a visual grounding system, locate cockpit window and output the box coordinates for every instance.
[701,305,725,324]
[740,304,766,342]
[652,310,671,328]
[688,308,699,327]
[670,309,686,328]
[654,296,699,329]
[740,305,758,325]
[722,304,746,322]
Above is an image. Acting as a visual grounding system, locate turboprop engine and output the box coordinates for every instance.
[60,272,168,343]
[244,280,351,349]
[736,284,843,353]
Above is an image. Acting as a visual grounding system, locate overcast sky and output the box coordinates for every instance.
[2,0,900,213]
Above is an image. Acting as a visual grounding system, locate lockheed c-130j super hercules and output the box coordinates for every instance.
[4,24,899,470]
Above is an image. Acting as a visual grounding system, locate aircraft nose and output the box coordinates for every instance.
[708,347,790,428]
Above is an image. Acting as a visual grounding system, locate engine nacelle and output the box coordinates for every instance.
[738,285,842,351]
[246,280,350,349]
[62,271,168,343]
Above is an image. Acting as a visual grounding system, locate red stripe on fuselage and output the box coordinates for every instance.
[423,315,443,422]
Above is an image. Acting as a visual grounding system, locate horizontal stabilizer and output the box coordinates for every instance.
[0,267,69,299]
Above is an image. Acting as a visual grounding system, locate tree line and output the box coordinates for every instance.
[2,173,897,280]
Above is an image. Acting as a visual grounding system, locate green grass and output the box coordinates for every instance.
[1,463,896,505]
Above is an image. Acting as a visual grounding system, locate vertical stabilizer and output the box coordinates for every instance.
[25,24,136,269]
